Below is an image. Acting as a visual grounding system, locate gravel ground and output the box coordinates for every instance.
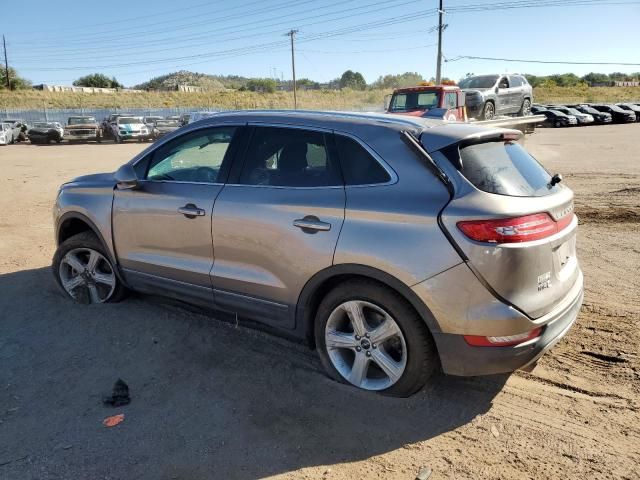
[0,124,638,479]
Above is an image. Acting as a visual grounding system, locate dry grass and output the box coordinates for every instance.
[0,86,637,111]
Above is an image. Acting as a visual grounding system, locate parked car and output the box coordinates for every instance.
[111,116,150,143]
[459,74,533,120]
[179,113,191,126]
[151,118,180,139]
[0,122,14,145]
[52,111,582,397]
[547,106,593,125]
[28,122,64,144]
[530,105,548,114]
[615,103,640,121]
[1,119,27,142]
[102,114,134,140]
[538,110,578,127]
[143,116,163,131]
[589,104,636,123]
[65,116,102,142]
[568,105,613,124]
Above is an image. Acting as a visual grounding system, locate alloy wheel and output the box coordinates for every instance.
[325,300,407,391]
[58,248,116,303]
[484,102,495,120]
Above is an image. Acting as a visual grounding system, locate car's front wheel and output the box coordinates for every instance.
[519,98,531,116]
[314,279,438,397]
[52,231,127,304]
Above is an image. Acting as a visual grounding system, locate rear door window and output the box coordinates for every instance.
[457,141,560,197]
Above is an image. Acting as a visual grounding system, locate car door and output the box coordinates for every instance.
[112,125,241,307]
[211,125,345,328]
[509,75,525,112]
[496,76,513,114]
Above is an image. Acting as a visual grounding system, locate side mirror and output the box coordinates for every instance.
[495,86,500,93]
[114,164,138,190]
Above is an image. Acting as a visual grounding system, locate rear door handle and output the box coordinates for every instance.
[178,204,206,218]
[293,216,331,232]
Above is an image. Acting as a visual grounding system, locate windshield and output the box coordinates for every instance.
[459,75,499,89]
[549,110,567,117]
[567,108,582,115]
[156,120,179,127]
[389,91,440,112]
[118,117,142,124]
[144,117,162,122]
[68,117,96,125]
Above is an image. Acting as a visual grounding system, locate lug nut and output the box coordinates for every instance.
[372,343,377,349]
[364,333,370,338]
[355,335,361,340]
[356,346,362,352]
[366,351,372,357]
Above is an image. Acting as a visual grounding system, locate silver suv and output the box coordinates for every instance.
[461,74,533,120]
[52,111,582,397]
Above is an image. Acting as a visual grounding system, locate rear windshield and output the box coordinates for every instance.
[458,141,560,197]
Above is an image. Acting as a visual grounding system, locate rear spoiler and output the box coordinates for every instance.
[468,114,546,135]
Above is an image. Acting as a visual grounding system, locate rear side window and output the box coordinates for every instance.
[239,127,341,187]
[334,135,391,185]
[458,141,560,197]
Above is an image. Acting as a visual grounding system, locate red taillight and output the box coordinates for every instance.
[457,213,573,244]
[464,328,542,347]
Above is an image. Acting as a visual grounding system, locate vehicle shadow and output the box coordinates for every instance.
[0,267,508,480]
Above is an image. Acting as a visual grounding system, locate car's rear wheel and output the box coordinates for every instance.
[554,120,562,128]
[519,98,531,116]
[52,231,127,304]
[314,279,438,397]
[482,101,495,120]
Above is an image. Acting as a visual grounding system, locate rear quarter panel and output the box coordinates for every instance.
[333,127,462,286]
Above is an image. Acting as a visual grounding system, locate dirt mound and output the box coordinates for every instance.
[576,206,640,224]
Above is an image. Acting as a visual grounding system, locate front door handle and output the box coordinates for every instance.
[178,204,206,218]
[293,216,331,233]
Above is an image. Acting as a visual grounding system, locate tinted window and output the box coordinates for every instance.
[459,75,499,89]
[498,77,510,88]
[239,127,341,187]
[335,135,390,186]
[459,141,560,197]
[389,92,439,112]
[146,127,236,183]
[509,76,523,87]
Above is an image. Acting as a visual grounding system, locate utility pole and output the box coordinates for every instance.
[435,0,444,84]
[286,29,299,109]
[3,35,10,90]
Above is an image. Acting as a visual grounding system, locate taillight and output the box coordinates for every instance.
[464,327,542,347]
[457,213,573,243]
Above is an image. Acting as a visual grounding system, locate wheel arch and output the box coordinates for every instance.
[56,212,127,285]
[295,264,442,348]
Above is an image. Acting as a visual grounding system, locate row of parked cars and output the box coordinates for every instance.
[0,112,219,146]
[532,102,640,128]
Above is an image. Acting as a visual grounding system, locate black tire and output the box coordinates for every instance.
[52,231,128,304]
[482,101,495,120]
[519,98,531,116]
[554,120,562,128]
[314,279,438,397]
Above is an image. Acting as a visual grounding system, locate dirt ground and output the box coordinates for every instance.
[0,124,638,480]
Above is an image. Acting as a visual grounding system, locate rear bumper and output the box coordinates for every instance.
[432,282,583,376]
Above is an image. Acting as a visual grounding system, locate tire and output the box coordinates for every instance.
[554,120,562,128]
[519,98,531,116]
[52,231,127,304]
[482,101,495,120]
[115,135,121,143]
[314,279,438,397]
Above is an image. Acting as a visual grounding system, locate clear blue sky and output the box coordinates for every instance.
[5,0,640,87]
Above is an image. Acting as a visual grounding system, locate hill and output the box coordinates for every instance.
[132,70,251,91]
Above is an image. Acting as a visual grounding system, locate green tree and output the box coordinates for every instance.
[372,72,425,89]
[246,78,277,93]
[339,70,366,90]
[73,73,123,88]
[0,67,31,90]
[581,72,610,85]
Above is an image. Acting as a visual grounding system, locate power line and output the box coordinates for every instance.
[447,55,640,65]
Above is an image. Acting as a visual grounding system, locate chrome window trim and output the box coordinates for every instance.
[132,123,243,186]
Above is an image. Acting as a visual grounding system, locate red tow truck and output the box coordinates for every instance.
[385,84,467,121]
